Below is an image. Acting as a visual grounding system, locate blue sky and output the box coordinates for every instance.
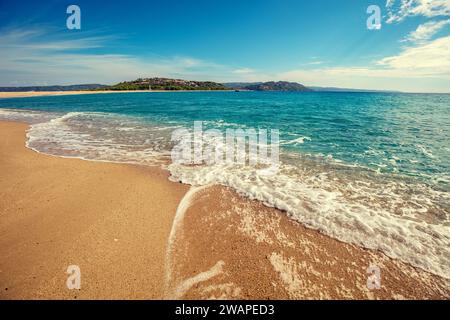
[0,0,449,92]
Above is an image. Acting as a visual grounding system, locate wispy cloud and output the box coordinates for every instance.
[266,2,450,92]
[305,60,325,66]
[271,35,450,92]
[379,35,450,73]
[0,26,229,86]
[232,68,255,74]
[0,26,115,50]
[402,19,450,43]
[386,0,450,23]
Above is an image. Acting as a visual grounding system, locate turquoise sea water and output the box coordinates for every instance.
[1,91,449,186]
[0,91,449,278]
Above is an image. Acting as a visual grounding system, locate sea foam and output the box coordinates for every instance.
[167,159,450,279]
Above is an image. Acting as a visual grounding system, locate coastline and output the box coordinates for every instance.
[0,121,448,299]
[0,90,232,99]
[0,91,120,99]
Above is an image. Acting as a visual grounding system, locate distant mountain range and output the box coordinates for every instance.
[309,86,400,93]
[224,82,398,93]
[0,84,107,92]
[0,79,400,93]
[224,81,312,92]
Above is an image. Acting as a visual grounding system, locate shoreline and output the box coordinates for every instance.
[0,90,233,99]
[0,121,448,299]
[170,186,450,299]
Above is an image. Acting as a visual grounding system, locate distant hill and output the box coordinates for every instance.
[0,84,107,92]
[309,86,401,93]
[106,78,228,91]
[223,81,313,91]
[245,81,312,91]
[223,82,400,93]
[223,82,263,89]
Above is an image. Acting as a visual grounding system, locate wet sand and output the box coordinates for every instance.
[167,186,450,299]
[0,121,449,299]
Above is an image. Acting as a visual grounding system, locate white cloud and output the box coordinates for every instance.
[378,35,450,73]
[386,0,450,23]
[281,36,450,79]
[272,35,450,92]
[306,60,324,65]
[403,19,450,43]
[0,26,115,50]
[232,68,255,74]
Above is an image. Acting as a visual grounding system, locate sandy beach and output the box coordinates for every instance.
[0,121,188,299]
[0,121,449,299]
[0,91,165,99]
[0,90,231,99]
[0,91,117,99]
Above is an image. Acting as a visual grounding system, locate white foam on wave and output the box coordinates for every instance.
[168,161,450,279]
[416,144,435,159]
[281,136,312,145]
[24,111,174,165]
[164,185,210,296]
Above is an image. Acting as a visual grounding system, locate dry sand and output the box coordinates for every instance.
[0,121,449,299]
[0,121,188,299]
[0,91,117,99]
[0,91,163,99]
